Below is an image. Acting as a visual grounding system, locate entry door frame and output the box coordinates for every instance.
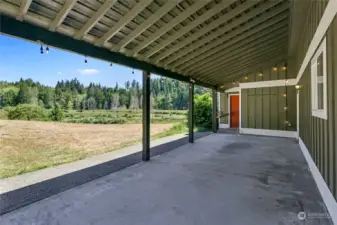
[228,93,240,128]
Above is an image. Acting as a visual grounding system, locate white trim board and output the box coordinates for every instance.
[225,87,240,93]
[217,92,221,125]
[240,79,297,89]
[299,138,337,225]
[219,124,229,128]
[295,0,337,84]
[240,128,297,138]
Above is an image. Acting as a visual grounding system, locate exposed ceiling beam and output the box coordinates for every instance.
[111,0,182,52]
[16,0,32,21]
[74,0,118,40]
[204,55,286,85]
[141,0,237,59]
[199,40,288,77]
[186,23,288,75]
[169,5,289,71]
[187,26,288,75]
[191,37,286,78]
[177,17,288,73]
[49,0,78,31]
[198,43,287,81]
[127,0,212,56]
[1,15,215,89]
[162,2,288,69]
[95,0,152,47]
[0,1,117,50]
[154,0,282,63]
[209,47,287,81]
[206,43,287,76]
[218,57,285,85]
[222,57,286,82]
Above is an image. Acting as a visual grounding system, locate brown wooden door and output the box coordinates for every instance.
[230,95,239,128]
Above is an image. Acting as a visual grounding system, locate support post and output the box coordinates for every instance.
[142,71,151,161]
[212,90,218,133]
[188,82,194,143]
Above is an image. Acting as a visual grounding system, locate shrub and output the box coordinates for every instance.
[63,117,126,124]
[7,104,49,121]
[193,93,212,129]
[50,104,64,121]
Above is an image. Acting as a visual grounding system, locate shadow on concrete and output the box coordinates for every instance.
[0,132,210,215]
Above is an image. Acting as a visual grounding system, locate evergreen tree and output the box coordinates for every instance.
[17,83,30,104]
[87,97,97,110]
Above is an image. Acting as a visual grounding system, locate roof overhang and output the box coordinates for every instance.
[0,0,292,88]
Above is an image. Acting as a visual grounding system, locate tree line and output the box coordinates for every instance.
[0,77,207,110]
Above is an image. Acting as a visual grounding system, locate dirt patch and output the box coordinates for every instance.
[0,120,173,178]
[0,120,173,153]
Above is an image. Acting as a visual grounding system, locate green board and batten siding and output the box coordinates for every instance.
[296,0,337,200]
[241,86,296,131]
[220,62,296,131]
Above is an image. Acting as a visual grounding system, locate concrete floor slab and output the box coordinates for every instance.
[0,134,333,225]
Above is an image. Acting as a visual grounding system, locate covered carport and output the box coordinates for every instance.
[0,0,291,151]
[0,0,336,224]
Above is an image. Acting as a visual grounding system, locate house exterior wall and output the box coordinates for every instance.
[295,0,337,200]
[220,62,297,131]
[241,86,296,131]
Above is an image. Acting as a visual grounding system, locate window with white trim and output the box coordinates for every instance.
[311,37,327,120]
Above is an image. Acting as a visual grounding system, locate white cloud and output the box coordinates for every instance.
[77,69,100,75]
[57,71,63,75]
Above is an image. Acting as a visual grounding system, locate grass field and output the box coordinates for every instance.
[0,109,187,124]
[0,119,184,178]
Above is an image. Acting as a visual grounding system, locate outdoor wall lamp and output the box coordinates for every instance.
[295,85,302,94]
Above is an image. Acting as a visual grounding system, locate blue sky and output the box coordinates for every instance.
[0,34,151,87]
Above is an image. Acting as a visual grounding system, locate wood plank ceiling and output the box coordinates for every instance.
[0,0,291,86]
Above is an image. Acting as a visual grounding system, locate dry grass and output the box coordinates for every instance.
[0,120,173,178]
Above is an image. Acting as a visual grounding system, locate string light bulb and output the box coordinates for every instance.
[258,72,263,77]
[46,46,49,54]
[40,44,44,54]
[84,56,88,66]
[273,65,278,71]
[282,65,287,70]
[283,93,287,97]
[284,106,288,110]
[244,76,248,80]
